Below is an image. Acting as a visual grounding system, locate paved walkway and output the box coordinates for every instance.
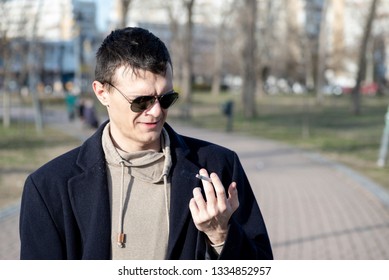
[1,108,389,259]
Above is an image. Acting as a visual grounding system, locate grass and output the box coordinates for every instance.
[0,122,80,208]
[171,91,389,191]
[1,91,388,209]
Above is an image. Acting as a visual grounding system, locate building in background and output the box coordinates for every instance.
[0,0,100,95]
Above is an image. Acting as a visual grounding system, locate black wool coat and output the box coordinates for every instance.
[19,122,273,260]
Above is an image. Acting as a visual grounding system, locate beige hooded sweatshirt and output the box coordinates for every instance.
[102,124,172,259]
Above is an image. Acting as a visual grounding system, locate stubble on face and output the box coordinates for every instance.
[107,65,173,153]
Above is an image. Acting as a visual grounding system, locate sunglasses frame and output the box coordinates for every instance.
[105,82,179,112]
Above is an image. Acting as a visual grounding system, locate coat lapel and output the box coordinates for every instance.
[67,126,111,259]
[164,123,203,258]
[166,157,200,258]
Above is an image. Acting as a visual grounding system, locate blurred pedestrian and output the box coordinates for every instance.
[77,97,85,122]
[83,98,99,129]
[64,82,77,121]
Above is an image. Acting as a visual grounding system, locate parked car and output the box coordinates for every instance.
[341,82,378,96]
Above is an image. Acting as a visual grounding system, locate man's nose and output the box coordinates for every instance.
[145,98,162,115]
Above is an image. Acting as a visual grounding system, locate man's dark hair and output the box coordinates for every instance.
[95,27,172,84]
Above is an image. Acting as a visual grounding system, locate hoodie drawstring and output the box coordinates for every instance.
[163,175,170,235]
[117,162,170,248]
[117,160,125,248]
[115,128,171,249]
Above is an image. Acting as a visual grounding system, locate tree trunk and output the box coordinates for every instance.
[241,0,257,119]
[1,2,11,128]
[119,0,132,28]
[315,0,329,104]
[1,39,11,128]
[28,0,44,133]
[2,89,11,128]
[211,25,223,97]
[181,0,195,119]
[352,0,379,115]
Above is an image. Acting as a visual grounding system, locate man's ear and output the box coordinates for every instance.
[92,81,110,107]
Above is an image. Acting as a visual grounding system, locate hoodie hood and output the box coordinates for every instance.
[102,123,172,251]
[102,124,172,184]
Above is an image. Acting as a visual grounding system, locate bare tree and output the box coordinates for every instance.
[285,1,304,84]
[118,0,133,28]
[304,0,328,98]
[0,0,11,128]
[210,20,225,97]
[164,1,183,90]
[315,0,329,104]
[180,0,195,119]
[240,0,257,118]
[0,0,45,132]
[352,0,380,115]
[210,3,234,97]
[331,0,345,80]
[27,0,45,133]
[255,0,280,98]
[1,0,30,128]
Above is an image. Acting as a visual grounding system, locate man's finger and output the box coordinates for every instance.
[227,182,240,211]
[210,172,227,201]
[199,169,217,205]
[189,197,199,217]
[192,187,207,211]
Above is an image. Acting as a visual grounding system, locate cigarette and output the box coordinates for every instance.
[195,174,212,182]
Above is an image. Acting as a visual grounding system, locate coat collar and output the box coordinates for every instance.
[68,122,111,258]
[158,123,202,258]
[68,121,201,259]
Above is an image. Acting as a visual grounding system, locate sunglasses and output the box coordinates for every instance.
[106,83,179,113]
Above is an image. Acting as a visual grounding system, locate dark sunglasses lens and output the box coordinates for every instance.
[159,92,179,109]
[131,96,155,112]
[130,92,179,112]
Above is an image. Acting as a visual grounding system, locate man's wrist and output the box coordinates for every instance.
[210,241,225,248]
[206,230,228,246]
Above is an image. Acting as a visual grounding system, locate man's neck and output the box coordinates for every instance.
[109,130,161,153]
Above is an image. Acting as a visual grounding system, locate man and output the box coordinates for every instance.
[19,27,273,260]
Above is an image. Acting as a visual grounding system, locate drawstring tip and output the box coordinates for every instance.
[117,233,125,248]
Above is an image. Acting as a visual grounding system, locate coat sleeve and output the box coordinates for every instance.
[19,175,65,260]
[218,152,273,260]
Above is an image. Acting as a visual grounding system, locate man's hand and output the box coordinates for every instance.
[189,168,239,245]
